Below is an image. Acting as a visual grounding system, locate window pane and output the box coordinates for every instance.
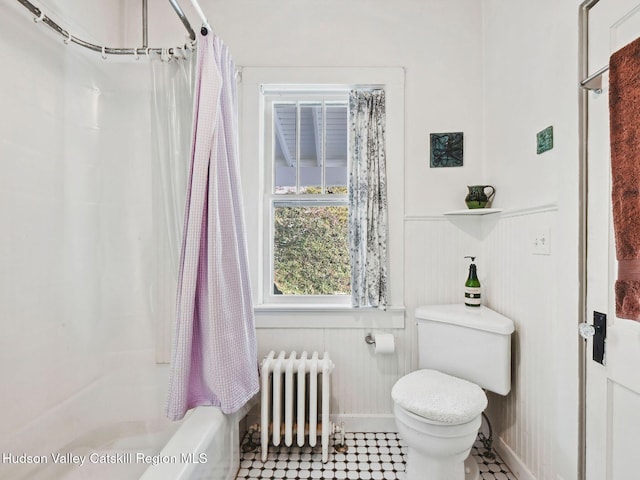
[325,104,348,193]
[273,205,350,295]
[299,103,322,193]
[273,103,297,194]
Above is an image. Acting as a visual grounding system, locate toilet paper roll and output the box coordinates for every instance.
[374,333,395,354]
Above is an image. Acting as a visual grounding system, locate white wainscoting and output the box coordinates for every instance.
[404,205,559,480]
[253,215,482,427]
[254,205,560,480]
[483,206,559,480]
[255,327,406,431]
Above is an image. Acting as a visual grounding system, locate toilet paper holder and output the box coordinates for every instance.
[364,332,395,354]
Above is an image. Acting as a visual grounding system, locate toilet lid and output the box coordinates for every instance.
[391,369,488,425]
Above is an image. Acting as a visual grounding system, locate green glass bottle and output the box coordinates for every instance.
[464,256,481,307]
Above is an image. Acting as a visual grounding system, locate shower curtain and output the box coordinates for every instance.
[150,51,196,363]
[166,32,259,420]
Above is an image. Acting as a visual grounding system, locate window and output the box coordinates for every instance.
[241,67,405,325]
[264,93,351,303]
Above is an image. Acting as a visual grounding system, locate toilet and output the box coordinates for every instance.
[392,304,514,480]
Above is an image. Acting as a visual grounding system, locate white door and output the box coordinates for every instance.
[585,1,640,479]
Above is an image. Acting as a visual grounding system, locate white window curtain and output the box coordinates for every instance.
[348,89,388,308]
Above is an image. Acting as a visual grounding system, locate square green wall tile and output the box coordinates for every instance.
[537,126,553,154]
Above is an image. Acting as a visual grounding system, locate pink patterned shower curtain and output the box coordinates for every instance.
[166,31,259,420]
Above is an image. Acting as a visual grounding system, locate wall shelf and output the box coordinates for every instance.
[443,208,503,216]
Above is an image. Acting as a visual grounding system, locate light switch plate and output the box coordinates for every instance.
[532,227,551,255]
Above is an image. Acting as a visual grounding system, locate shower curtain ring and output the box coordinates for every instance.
[64,31,72,45]
[133,47,139,61]
[101,46,107,60]
[33,10,45,23]
[144,47,151,57]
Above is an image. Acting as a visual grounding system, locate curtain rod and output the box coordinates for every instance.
[186,0,212,34]
[167,0,197,40]
[16,0,200,57]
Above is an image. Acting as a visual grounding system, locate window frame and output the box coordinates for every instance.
[240,67,405,328]
[263,92,351,306]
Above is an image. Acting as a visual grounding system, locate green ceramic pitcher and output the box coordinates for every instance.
[465,185,495,209]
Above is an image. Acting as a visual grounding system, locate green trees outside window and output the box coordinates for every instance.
[273,204,350,295]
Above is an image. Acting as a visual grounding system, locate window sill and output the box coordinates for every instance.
[254,305,405,329]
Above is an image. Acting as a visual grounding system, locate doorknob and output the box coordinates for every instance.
[578,322,600,339]
[579,312,607,365]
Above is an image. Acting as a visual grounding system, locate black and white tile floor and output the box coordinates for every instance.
[236,432,517,480]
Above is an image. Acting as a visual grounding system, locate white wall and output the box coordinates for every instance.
[1,1,584,479]
[0,2,171,472]
[145,0,485,212]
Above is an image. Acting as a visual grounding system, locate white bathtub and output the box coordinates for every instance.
[5,407,244,480]
[2,359,248,480]
[140,405,247,480]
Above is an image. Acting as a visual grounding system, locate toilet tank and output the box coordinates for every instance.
[416,304,515,396]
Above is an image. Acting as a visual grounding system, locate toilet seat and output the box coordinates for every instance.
[392,369,487,425]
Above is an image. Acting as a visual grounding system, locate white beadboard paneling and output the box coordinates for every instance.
[256,329,326,360]
[256,327,408,416]
[484,209,558,480]
[254,215,490,420]
[403,208,560,479]
[405,217,482,308]
[325,329,402,414]
[405,218,477,371]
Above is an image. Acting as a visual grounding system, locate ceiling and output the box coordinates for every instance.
[273,103,348,168]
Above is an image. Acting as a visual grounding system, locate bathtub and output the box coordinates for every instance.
[4,407,244,480]
[2,359,249,480]
[140,405,247,480]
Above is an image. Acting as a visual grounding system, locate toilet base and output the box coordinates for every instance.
[406,448,478,480]
[464,455,479,480]
[395,403,483,480]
